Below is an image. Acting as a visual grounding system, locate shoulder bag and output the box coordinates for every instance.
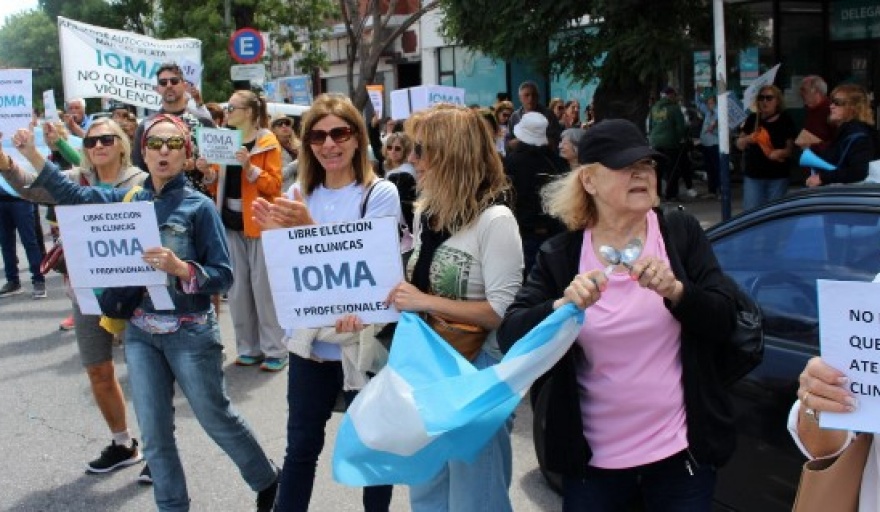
[97,186,147,320]
[792,433,873,512]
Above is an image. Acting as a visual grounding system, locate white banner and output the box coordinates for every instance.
[197,127,242,166]
[367,84,384,118]
[390,85,466,120]
[55,201,167,289]
[262,217,404,329]
[57,17,202,110]
[742,63,781,110]
[0,69,33,138]
[818,280,880,434]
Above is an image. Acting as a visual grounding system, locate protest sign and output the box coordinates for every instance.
[0,69,32,138]
[57,17,201,110]
[724,92,749,130]
[262,216,403,329]
[43,90,61,121]
[55,201,167,289]
[367,84,384,118]
[742,63,781,110]
[197,127,242,166]
[390,85,466,120]
[817,279,880,434]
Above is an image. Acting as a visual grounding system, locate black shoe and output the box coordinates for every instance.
[137,463,153,485]
[0,281,22,297]
[255,475,279,512]
[86,440,143,473]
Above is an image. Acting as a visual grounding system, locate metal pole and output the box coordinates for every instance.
[713,0,732,221]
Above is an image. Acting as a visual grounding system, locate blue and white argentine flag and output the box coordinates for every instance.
[332,303,584,486]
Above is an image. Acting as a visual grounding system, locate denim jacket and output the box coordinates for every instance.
[32,161,232,315]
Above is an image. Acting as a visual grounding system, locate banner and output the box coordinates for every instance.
[742,63,781,109]
[57,17,202,109]
[366,84,384,118]
[262,216,403,329]
[196,127,242,166]
[0,69,32,139]
[723,92,749,130]
[390,85,466,120]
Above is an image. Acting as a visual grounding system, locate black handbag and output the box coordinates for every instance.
[716,279,765,386]
[97,286,146,320]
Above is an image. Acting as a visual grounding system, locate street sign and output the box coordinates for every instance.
[231,63,267,84]
[228,27,265,64]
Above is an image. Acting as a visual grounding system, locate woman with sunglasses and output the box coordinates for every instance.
[211,89,287,372]
[382,132,414,177]
[805,84,879,187]
[735,85,796,210]
[0,118,150,478]
[386,105,523,512]
[253,93,400,511]
[7,114,280,511]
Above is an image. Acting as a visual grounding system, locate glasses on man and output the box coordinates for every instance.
[82,134,119,149]
[144,135,187,151]
[756,94,776,102]
[830,97,850,107]
[304,126,355,145]
[273,119,293,128]
[386,145,403,152]
[157,77,182,87]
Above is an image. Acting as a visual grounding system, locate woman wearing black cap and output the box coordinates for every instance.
[497,119,739,511]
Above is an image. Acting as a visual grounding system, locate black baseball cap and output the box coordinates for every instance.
[577,119,664,169]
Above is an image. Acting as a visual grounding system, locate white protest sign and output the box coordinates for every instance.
[0,69,33,138]
[57,17,202,110]
[55,201,167,289]
[817,279,880,434]
[367,84,384,118]
[43,90,61,121]
[197,127,242,166]
[231,64,266,83]
[724,92,749,130]
[390,85,466,120]
[262,216,403,329]
[742,63,781,110]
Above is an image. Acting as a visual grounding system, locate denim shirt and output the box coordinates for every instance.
[32,161,232,315]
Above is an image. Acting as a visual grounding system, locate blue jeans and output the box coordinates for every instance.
[276,354,393,511]
[125,314,276,512]
[742,177,788,211]
[0,200,44,285]
[409,350,514,512]
[562,450,716,512]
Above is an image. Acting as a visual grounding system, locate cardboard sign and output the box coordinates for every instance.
[262,216,404,329]
[43,90,61,121]
[390,85,466,120]
[196,127,242,166]
[367,84,384,118]
[0,69,32,138]
[817,279,880,434]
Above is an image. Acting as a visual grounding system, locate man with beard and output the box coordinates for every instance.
[132,62,215,196]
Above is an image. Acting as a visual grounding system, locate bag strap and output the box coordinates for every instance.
[122,185,142,203]
[360,178,382,219]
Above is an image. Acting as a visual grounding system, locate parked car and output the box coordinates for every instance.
[531,185,880,510]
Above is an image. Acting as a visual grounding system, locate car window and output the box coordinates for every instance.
[713,211,880,348]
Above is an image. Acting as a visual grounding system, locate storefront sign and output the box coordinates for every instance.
[694,51,712,88]
[831,0,880,41]
[739,48,760,86]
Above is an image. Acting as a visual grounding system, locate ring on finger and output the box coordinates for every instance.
[802,391,811,407]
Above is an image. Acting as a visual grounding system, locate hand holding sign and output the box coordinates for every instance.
[253,188,316,230]
[143,246,190,280]
[798,356,856,416]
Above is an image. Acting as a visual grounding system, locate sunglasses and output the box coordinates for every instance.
[273,119,292,128]
[830,97,850,107]
[386,145,403,152]
[157,77,182,87]
[144,135,187,151]
[82,134,119,149]
[225,104,248,113]
[304,126,355,145]
[413,142,424,159]
[756,94,776,102]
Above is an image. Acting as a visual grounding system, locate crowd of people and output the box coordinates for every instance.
[0,62,878,511]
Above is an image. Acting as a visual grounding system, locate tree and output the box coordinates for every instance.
[0,9,62,111]
[439,0,764,125]
[339,0,440,110]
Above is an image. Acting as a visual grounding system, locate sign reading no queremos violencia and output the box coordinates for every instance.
[262,216,404,329]
[197,127,242,166]
[54,201,168,289]
[57,16,202,110]
[818,279,880,434]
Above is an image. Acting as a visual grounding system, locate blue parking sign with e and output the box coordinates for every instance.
[229,28,265,64]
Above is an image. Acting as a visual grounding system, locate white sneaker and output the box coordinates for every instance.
[684,188,698,199]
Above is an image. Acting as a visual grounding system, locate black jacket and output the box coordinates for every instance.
[496,209,738,475]
[815,120,879,185]
[503,144,567,235]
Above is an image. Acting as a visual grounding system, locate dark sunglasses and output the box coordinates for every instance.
[413,142,424,159]
[304,126,355,145]
[830,97,850,107]
[386,145,403,152]
[144,135,187,151]
[157,77,182,87]
[82,134,119,149]
[756,94,776,102]
[272,119,293,128]
[225,104,248,113]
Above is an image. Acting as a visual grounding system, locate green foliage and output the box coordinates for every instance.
[0,9,61,111]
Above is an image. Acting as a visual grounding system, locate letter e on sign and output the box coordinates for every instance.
[229,28,265,64]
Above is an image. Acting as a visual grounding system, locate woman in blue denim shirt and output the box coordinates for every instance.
[10,114,279,512]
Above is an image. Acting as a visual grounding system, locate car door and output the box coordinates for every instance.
[710,207,880,511]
